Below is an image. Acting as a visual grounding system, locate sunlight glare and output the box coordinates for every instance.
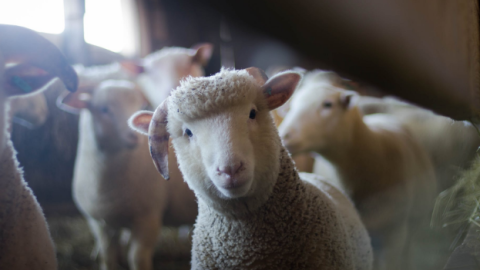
[0,0,64,33]
[84,0,124,52]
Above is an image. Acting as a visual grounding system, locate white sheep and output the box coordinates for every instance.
[129,68,373,270]
[58,80,196,270]
[278,72,437,270]
[356,95,480,191]
[0,24,78,270]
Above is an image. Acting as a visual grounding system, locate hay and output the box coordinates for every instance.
[48,216,191,270]
[431,128,480,250]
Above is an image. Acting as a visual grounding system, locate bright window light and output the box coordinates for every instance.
[0,0,64,34]
[84,0,125,53]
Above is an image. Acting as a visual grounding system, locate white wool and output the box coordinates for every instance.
[357,95,480,191]
[169,68,260,119]
[0,54,57,270]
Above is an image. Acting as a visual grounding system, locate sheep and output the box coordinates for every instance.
[0,24,78,270]
[129,67,373,270]
[278,72,437,270]
[58,80,197,270]
[356,96,480,191]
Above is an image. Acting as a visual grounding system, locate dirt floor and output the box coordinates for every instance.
[48,216,191,270]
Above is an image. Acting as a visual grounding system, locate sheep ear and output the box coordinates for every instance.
[128,110,153,135]
[0,24,78,93]
[120,60,145,75]
[56,91,92,114]
[339,91,357,109]
[246,67,269,86]
[148,100,170,180]
[262,71,302,110]
[191,43,213,66]
[3,63,58,97]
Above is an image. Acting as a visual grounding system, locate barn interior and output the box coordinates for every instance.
[1,1,479,269]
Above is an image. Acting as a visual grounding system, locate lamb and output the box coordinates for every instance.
[0,24,77,270]
[129,68,373,270]
[58,80,197,270]
[278,72,437,270]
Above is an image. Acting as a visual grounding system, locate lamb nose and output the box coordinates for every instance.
[217,162,244,177]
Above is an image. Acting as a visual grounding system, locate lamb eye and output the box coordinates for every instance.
[185,128,193,137]
[249,109,256,119]
[323,101,333,108]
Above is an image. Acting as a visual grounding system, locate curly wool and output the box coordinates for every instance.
[169,68,259,119]
[191,148,368,270]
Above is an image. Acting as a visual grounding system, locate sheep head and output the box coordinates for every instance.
[59,80,148,152]
[121,43,214,107]
[129,68,300,210]
[278,78,358,156]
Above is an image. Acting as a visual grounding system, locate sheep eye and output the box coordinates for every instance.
[100,106,109,113]
[249,109,256,119]
[185,128,193,137]
[323,101,333,108]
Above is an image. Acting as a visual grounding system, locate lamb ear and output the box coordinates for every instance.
[120,60,146,75]
[262,71,302,110]
[148,100,170,180]
[56,90,92,114]
[339,91,357,109]
[246,67,268,86]
[128,110,153,135]
[191,43,213,66]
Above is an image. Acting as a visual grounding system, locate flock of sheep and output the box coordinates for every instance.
[1,24,478,270]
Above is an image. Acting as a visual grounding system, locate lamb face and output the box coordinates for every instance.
[170,98,279,200]
[279,82,357,155]
[59,80,147,152]
[130,68,301,211]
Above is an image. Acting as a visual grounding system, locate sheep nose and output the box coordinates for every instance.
[217,162,244,177]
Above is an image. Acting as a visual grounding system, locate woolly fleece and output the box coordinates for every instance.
[192,148,371,270]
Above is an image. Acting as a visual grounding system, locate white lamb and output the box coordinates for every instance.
[278,73,437,270]
[129,68,373,270]
[0,24,78,270]
[58,80,196,270]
